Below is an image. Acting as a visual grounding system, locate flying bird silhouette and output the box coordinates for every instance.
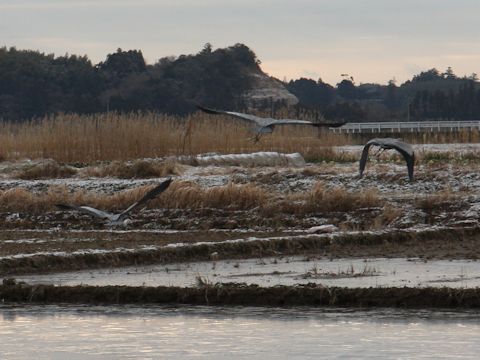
[359,138,415,181]
[56,178,173,225]
[197,105,346,142]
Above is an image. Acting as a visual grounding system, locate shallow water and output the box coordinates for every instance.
[1,305,480,359]
[16,256,480,288]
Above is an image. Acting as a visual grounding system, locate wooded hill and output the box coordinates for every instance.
[0,43,479,122]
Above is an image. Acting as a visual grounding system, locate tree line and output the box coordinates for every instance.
[0,43,479,122]
[286,68,480,122]
[0,43,258,121]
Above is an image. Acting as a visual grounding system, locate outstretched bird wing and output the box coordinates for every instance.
[119,177,173,218]
[197,105,268,126]
[359,141,375,178]
[263,119,345,129]
[389,140,415,181]
[197,105,346,129]
[55,204,115,220]
[359,138,415,181]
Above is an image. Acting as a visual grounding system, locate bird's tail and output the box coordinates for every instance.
[55,204,73,210]
[312,121,347,128]
[196,104,218,114]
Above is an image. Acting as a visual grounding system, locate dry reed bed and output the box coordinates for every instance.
[2,112,478,164]
[2,282,480,308]
[274,182,382,214]
[0,181,382,214]
[0,112,350,163]
[400,129,480,144]
[414,189,463,212]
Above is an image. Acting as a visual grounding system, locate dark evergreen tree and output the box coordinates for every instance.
[336,79,356,100]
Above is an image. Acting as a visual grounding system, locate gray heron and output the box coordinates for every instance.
[56,178,173,225]
[197,105,346,142]
[359,138,415,181]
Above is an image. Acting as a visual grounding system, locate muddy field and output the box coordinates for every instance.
[2,281,480,308]
[2,143,480,307]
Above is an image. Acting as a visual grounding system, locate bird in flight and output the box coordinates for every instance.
[56,178,173,225]
[359,138,415,181]
[197,105,346,143]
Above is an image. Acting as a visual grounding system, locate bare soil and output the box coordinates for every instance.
[2,281,480,308]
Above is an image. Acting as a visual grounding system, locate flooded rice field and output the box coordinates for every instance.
[15,256,480,289]
[3,144,480,356]
[1,305,480,359]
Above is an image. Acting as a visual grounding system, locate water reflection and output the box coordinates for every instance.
[1,305,480,359]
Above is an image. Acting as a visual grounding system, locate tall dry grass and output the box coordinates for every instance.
[302,182,382,213]
[0,184,173,213]
[414,189,461,212]
[154,181,268,210]
[266,182,383,215]
[402,129,480,144]
[0,182,270,214]
[0,181,384,215]
[0,112,350,163]
[0,111,477,164]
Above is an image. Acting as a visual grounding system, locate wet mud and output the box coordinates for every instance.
[2,226,480,276]
[2,281,480,308]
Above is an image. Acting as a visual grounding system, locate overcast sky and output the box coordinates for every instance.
[2,0,480,85]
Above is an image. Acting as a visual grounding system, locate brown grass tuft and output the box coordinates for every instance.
[273,182,383,215]
[415,189,460,212]
[14,160,77,180]
[304,182,382,213]
[373,204,404,229]
[82,159,183,179]
[156,181,268,210]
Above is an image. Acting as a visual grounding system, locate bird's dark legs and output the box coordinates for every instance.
[248,133,262,143]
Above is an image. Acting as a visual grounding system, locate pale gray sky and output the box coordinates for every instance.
[2,0,480,85]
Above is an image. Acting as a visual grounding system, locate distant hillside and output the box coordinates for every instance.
[0,43,296,121]
[0,44,479,121]
[286,68,480,122]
